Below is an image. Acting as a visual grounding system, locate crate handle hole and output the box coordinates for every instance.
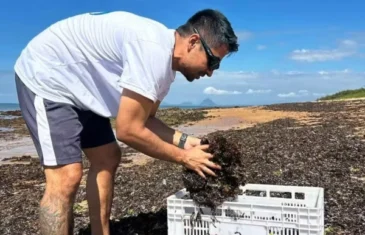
[245,190,267,197]
[269,191,292,198]
[295,192,305,200]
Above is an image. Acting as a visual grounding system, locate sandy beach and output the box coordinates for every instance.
[1,101,365,234]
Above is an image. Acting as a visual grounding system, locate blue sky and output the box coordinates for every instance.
[0,0,364,106]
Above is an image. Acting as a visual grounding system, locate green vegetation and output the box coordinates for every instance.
[324,226,341,235]
[318,87,365,101]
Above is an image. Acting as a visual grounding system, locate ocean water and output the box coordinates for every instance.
[160,105,207,109]
[0,104,21,124]
[0,103,20,111]
[160,105,243,109]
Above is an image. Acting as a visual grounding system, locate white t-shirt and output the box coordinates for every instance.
[14,11,176,117]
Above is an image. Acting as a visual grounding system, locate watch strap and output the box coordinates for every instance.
[178,133,188,149]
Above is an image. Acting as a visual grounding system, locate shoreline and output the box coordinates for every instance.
[0,105,311,164]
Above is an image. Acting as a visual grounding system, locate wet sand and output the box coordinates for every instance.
[179,106,311,135]
[0,136,36,160]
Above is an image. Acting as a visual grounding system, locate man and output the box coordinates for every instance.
[14,9,239,235]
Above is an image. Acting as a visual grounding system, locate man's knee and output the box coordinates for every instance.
[108,147,122,170]
[44,162,83,198]
[84,141,122,171]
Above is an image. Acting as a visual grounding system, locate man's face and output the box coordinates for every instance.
[180,30,228,82]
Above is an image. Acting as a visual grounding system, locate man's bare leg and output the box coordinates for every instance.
[83,141,121,235]
[39,163,83,235]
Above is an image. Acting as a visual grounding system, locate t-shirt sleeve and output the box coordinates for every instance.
[157,85,171,102]
[119,39,171,103]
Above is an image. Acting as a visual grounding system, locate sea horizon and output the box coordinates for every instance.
[0,102,255,112]
[0,103,20,111]
[0,100,322,112]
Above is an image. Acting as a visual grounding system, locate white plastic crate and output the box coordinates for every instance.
[167,184,324,235]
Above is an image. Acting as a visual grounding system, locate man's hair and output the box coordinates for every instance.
[176,9,239,55]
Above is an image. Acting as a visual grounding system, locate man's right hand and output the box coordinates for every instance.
[181,144,221,179]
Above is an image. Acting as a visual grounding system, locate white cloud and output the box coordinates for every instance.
[317,69,351,79]
[271,69,280,75]
[298,90,309,94]
[278,90,321,98]
[257,45,267,50]
[278,90,309,98]
[278,92,297,98]
[290,49,355,62]
[176,71,258,82]
[174,71,258,86]
[318,71,329,75]
[318,69,350,74]
[166,69,365,105]
[236,31,253,42]
[246,89,272,94]
[203,86,242,95]
[225,69,364,82]
[286,71,306,76]
[341,39,358,48]
[346,32,365,47]
[290,39,359,62]
[213,70,259,79]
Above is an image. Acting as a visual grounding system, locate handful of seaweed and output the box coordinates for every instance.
[182,134,246,210]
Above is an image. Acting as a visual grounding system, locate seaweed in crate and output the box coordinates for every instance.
[182,134,246,210]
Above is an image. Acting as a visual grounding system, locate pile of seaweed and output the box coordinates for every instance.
[182,134,246,210]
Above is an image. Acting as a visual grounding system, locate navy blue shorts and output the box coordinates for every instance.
[15,73,116,166]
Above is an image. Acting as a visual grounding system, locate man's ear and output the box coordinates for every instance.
[188,34,199,51]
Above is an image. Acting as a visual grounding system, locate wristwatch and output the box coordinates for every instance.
[178,133,188,149]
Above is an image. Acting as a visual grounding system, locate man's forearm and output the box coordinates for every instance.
[117,124,186,165]
[145,116,183,147]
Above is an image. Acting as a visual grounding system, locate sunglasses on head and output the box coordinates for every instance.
[193,27,221,70]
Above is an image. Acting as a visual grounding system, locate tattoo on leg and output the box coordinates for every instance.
[39,195,74,235]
